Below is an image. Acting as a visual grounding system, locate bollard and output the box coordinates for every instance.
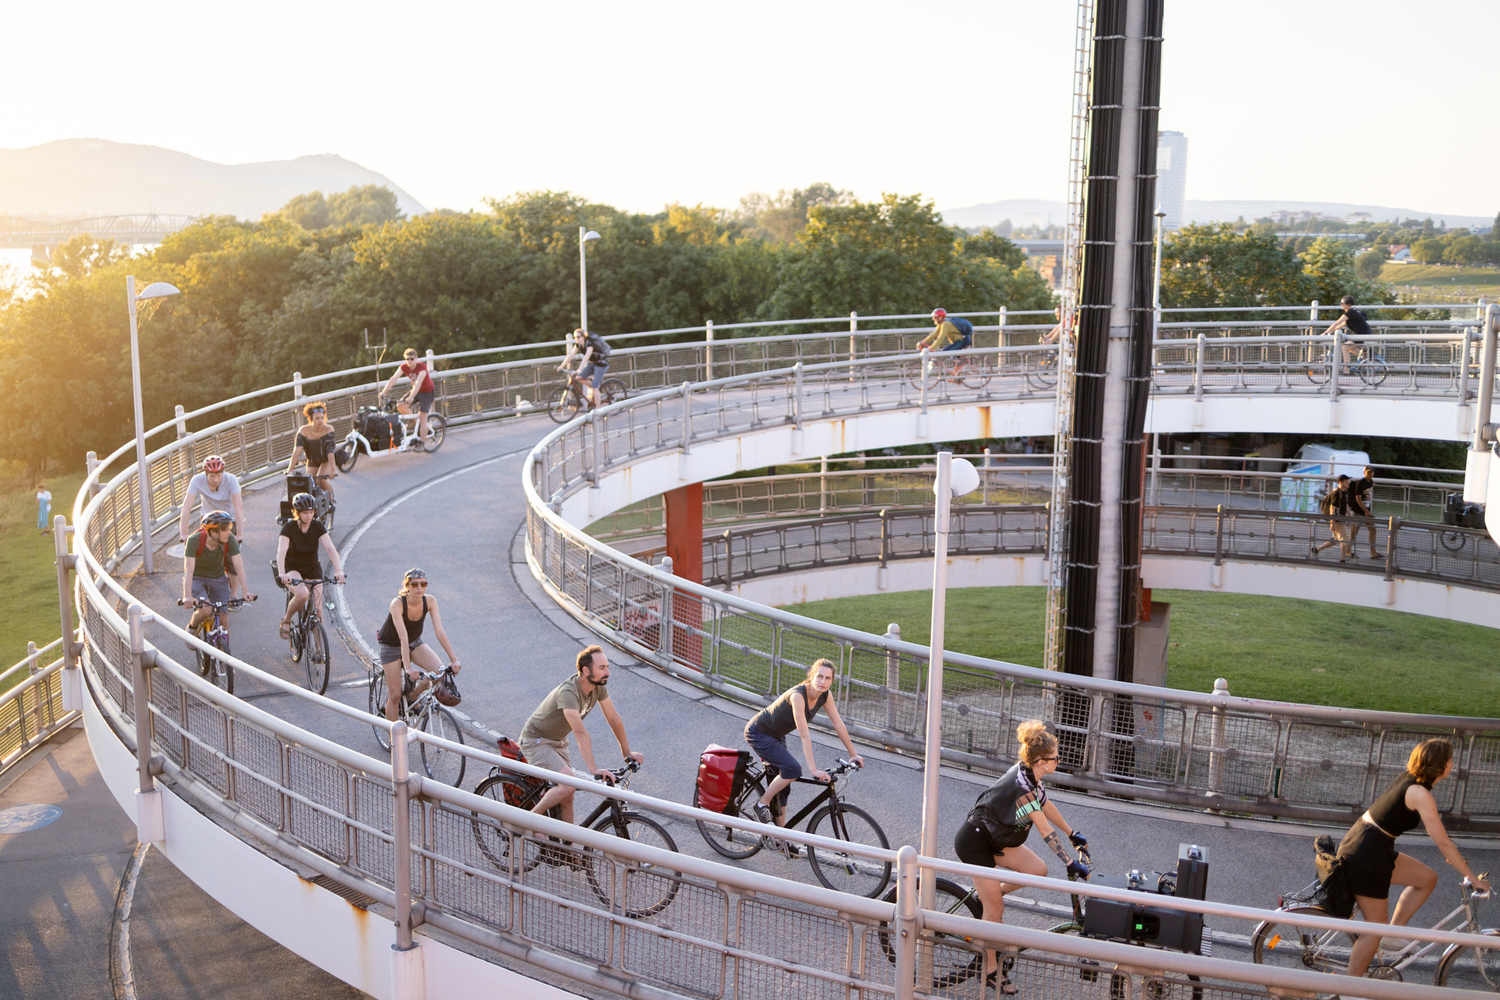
[884,623,901,731]
[1208,677,1230,803]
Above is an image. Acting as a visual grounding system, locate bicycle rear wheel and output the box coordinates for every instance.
[1251,906,1347,975]
[549,386,581,423]
[423,413,446,452]
[878,877,983,987]
[472,773,546,872]
[1025,358,1057,390]
[418,705,466,787]
[585,811,681,918]
[304,619,330,695]
[694,780,765,860]
[598,377,628,406]
[806,802,890,897]
[334,439,358,472]
[368,671,392,751]
[1435,928,1500,990]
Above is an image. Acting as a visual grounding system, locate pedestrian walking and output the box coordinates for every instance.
[1348,465,1380,559]
[1312,474,1353,561]
[36,484,51,534]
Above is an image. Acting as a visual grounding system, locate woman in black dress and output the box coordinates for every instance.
[1338,738,1490,976]
[286,399,339,506]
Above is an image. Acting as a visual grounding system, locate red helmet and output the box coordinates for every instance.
[931,308,947,322]
[202,455,225,473]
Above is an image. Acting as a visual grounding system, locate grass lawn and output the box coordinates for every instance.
[1380,263,1500,292]
[0,470,84,691]
[779,586,1500,717]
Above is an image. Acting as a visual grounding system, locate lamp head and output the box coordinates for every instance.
[136,281,181,301]
[582,230,601,243]
[935,457,981,499]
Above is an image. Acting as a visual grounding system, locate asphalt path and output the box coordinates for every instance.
[123,411,1500,966]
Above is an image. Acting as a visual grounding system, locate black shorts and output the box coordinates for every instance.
[954,820,999,868]
[1338,820,1398,899]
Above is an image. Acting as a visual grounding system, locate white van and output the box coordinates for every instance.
[1279,444,1370,513]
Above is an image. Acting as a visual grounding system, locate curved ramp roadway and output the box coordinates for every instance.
[121,414,1500,970]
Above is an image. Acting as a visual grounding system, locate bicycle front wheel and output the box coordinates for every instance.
[549,386,581,423]
[418,705,466,787]
[207,632,234,694]
[304,620,330,695]
[806,802,891,897]
[878,877,983,986]
[1435,928,1500,991]
[585,811,681,918]
[368,671,392,752]
[423,413,446,452]
[1358,356,1389,387]
[1252,906,1348,975]
[958,357,993,390]
[694,782,764,860]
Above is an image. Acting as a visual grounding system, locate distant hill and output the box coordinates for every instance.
[0,139,427,220]
[941,198,1491,231]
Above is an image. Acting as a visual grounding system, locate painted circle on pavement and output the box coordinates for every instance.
[0,803,63,833]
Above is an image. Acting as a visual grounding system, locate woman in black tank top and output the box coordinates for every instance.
[1337,738,1490,977]
[376,568,464,722]
[742,659,863,836]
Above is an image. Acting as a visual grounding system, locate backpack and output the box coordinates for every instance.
[1318,488,1342,516]
[586,332,611,358]
[949,316,974,340]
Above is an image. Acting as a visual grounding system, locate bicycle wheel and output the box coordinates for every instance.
[694,781,764,860]
[1441,530,1468,552]
[206,631,235,695]
[877,877,983,986]
[1026,359,1057,390]
[1306,353,1331,385]
[1358,356,1389,387]
[598,377,628,406]
[319,503,334,532]
[1435,928,1500,990]
[1252,906,1347,975]
[418,705,467,787]
[335,440,358,472]
[549,386,581,423]
[958,357,993,390]
[368,671,392,752]
[304,620,330,695]
[472,773,546,872]
[585,811,681,918]
[806,802,891,897]
[423,413,446,452]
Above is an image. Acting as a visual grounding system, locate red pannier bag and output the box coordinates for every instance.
[697,744,749,814]
[495,736,532,807]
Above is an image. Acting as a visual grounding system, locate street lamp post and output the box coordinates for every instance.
[1152,209,1167,338]
[578,226,601,332]
[917,452,980,911]
[127,275,181,573]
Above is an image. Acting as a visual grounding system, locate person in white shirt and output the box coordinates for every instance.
[36,486,52,534]
[178,455,246,546]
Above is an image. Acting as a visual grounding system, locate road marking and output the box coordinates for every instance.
[0,802,62,832]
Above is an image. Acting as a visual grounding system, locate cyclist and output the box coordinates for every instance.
[1320,294,1371,371]
[519,645,642,824]
[180,510,255,630]
[275,492,345,640]
[744,659,864,850]
[1336,738,1490,978]
[1039,305,1065,345]
[178,455,245,546]
[379,348,437,450]
[376,568,462,722]
[953,720,1089,997]
[557,328,612,409]
[917,307,974,355]
[285,400,339,508]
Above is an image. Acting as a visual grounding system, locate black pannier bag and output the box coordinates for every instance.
[1311,833,1355,918]
[358,407,403,450]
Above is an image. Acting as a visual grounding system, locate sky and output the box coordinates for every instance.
[2,0,1496,219]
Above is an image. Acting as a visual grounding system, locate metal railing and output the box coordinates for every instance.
[0,636,77,773]
[50,306,1500,1000]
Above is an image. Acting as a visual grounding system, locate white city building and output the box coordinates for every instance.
[1156,130,1188,230]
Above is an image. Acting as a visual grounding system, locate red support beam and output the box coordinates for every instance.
[664,483,703,584]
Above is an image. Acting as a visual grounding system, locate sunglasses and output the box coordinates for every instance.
[407,580,428,588]
[309,408,325,414]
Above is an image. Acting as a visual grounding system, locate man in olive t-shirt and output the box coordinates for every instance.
[519,645,643,823]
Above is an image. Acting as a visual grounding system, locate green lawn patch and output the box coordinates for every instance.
[1380,263,1500,291]
[779,586,1499,717]
[0,470,84,691]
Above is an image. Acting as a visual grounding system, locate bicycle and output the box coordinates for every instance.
[471,753,681,919]
[334,398,446,472]
[874,846,1095,990]
[367,666,467,786]
[1252,875,1495,991]
[693,756,891,897]
[1024,348,1059,390]
[905,350,992,392]
[548,370,628,423]
[268,564,336,695]
[1306,343,1389,387]
[176,596,253,694]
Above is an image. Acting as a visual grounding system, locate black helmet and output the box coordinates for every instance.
[201,510,234,529]
[292,492,318,511]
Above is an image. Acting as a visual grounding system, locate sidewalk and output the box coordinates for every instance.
[0,724,364,999]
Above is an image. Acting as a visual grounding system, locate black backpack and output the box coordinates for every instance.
[586,332,612,358]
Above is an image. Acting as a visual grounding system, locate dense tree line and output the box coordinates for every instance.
[0,185,1054,472]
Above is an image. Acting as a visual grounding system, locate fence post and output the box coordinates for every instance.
[997,305,1007,349]
[918,347,930,422]
[892,845,919,1000]
[849,310,858,382]
[174,404,188,440]
[1150,432,1162,506]
[1193,333,1207,405]
[54,516,82,709]
[1330,331,1343,411]
[1458,327,1474,435]
[658,556,675,663]
[1208,677,1229,800]
[793,361,804,429]
[86,451,101,496]
[129,604,164,843]
[705,320,714,382]
[981,448,991,503]
[1384,516,1400,583]
[589,407,602,486]
[293,371,304,400]
[819,454,828,514]
[884,622,902,731]
[681,382,693,454]
[722,529,733,590]
[390,720,426,1000]
[1213,504,1226,566]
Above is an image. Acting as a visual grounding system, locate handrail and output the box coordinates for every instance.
[1,636,77,773]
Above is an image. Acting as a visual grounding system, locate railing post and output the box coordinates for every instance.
[793,361,804,429]
[997,305,1007,349]
[919,347,930,415]
[704,319,714,382]
[86,451,102,496]
[681,382,693,454]
[1193,333,1207,404]
[174,404,188,439]
[658,556,675,662]
[129,604,164,843]
[390,720,425,999]
[588,407,601,486]
[54,516,82,710]
[293,371,304,400]
[848,310,858,381]
[1330,330,1343,407]
[1213,504,1226,566]
[884,622,901,731]
[722,529,733,590]
[981,448,991,503]
[1208,677,1229,800]
[1457,326,1474,435]
[892,845,919,1000]
[1150,432,1162,506]
[1384,516,1400,582]
[819,454,828,514]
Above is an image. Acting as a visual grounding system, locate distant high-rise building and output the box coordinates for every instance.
[1156,131,1188,229]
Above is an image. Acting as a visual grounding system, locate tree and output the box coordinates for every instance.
[736,184,852,243]
[327,185,403,227]
[1490,210,1500,241]
[1158,223,1310,313]
[1300,237,1387,306]
[279,191,330,230]
[1411,238,1447,264]
[1443,236,1485,266]
[1354,245,1389,281]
